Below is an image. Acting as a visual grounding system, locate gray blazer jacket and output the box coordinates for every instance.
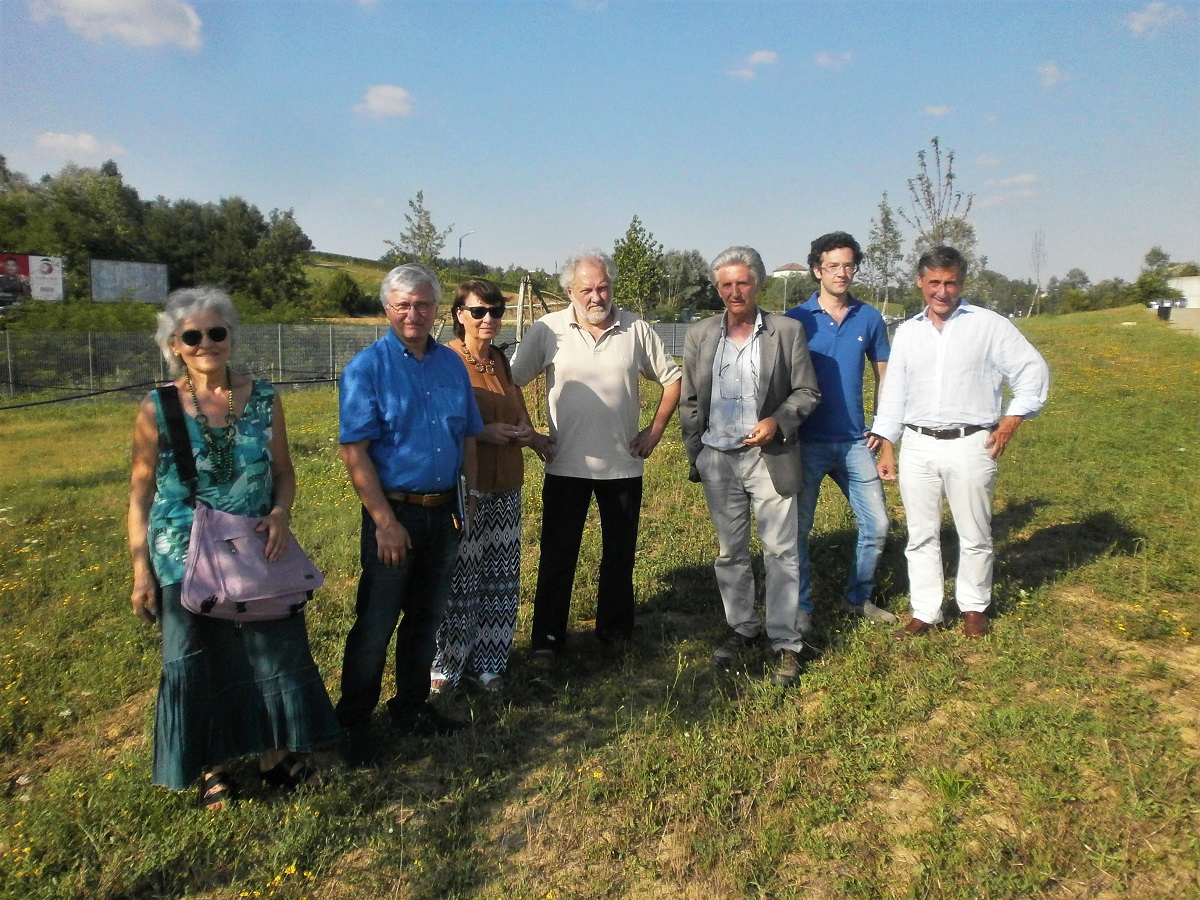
[679,311,821,497]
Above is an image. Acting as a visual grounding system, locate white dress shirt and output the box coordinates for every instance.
[871,301,1049,444]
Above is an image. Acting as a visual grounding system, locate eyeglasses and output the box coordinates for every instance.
[820,263,858,274]
[176,326,229,346]
[388,301,436,317]
[462,305,505,320]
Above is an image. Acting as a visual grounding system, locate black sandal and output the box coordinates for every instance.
[200,771,237,811]
[260,753,321,790]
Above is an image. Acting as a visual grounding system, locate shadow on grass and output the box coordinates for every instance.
[221,568,732,900]
[801,501,1143,627]
[993,510,1142,611]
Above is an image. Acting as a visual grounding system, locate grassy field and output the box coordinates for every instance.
[0,306,1197,898]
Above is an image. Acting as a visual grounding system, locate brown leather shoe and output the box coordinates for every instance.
[962,611,989,638]
[894,617,933,638]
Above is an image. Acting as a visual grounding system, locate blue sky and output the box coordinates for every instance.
[3,0,1197,285]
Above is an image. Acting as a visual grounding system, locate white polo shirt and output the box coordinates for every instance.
[511,306,681,480]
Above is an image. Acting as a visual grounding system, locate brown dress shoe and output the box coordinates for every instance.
[894,617,933,638]
[962,611,989,638]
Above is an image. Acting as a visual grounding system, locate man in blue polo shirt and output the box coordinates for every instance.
[785,232,894,634]
[337,263,483,766]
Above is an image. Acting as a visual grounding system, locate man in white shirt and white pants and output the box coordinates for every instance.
[869,246,1049,638]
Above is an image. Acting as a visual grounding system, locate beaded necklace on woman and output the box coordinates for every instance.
[461,341,496,375]
[185,364,238,484]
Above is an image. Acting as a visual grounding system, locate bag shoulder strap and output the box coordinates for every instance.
[156,385,198,491]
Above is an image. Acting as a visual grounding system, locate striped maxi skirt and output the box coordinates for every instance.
[432,487,522,685]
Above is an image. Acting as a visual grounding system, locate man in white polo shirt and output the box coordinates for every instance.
[870,246,1049,638]
[511,250,681,657]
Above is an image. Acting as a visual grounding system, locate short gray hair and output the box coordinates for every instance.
[380,263,442,308]
[917,245,969,280]
[155,287,238,377]
[710,246,766,289]
[559,251,617,293]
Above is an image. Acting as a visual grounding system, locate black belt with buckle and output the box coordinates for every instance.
[383,489,456,507]
[904,423,996,440]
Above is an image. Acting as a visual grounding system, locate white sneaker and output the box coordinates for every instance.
[841,600,898,625]
[476,672,503,692]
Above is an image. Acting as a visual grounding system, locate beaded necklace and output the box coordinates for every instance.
[185,365,238,484]
[462,342,496,375]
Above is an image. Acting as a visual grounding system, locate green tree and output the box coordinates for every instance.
[899,137,983,286]
[612,215,663,317]
[900,137,974,247]
[250,209,312,310]
[1143,246,1171,273]
[660,249,715,319]
[383,190,453,265]
[865,191,903,314]
[313,271,369,316]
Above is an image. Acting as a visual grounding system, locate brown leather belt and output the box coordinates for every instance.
[384,489,456,507]
[905,423,996,440]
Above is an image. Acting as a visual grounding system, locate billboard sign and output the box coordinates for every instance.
[2,253,65,304]
[90,259,170,304]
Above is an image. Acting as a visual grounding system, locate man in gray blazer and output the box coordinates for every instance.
[680,246,821,686]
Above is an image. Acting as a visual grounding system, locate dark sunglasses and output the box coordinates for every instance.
[462,305,505,320]
[177,326,229,346]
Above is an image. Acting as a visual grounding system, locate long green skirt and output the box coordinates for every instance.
[153,583,343,790]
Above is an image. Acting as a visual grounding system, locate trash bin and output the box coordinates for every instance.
[1157,304,1172,321]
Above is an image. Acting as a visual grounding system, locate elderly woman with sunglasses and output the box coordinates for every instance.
[127,287,341,810]
[430,279,552,692]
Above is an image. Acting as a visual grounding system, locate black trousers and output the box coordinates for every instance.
[529,473,643,651]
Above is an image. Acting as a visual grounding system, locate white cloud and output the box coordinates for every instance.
[36,132,126,161]
[976,155,1004,167]
[924,105,952,117]
[977,188,1036,209]
[1037,62,1067,88]
[1127,2,1187,36]
[30,0,202,50]
[727,50,777,80]
[986,173,1038,188]
[814,51,852,71]
[354,85,414,118]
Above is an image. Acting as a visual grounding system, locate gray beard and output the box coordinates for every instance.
[576,301,613,325]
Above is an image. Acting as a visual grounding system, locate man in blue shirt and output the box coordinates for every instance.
[785,232,894,634]
[337,264,483,766]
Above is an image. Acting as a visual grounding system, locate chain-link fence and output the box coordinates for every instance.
[0,322,692,406]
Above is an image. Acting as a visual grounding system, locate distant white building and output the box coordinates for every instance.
[771,263,807,279]
[1167,275,1198,308]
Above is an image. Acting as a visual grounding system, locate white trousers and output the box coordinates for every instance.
[697,445,802,651]
[898,429,998,623]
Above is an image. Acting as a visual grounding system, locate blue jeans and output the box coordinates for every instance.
[337,501,462,729]
[797,439,889,614]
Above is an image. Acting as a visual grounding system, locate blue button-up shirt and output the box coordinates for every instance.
[786,292,890,442]
[339,331,483,492]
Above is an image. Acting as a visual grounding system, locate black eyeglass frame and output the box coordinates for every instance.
[176,326,230,346]
[461,305,506,320]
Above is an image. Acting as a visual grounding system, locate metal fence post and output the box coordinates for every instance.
[328,324,334,381]
[5,330,12,397]
[88,331,95,391]
[277,324,283,383]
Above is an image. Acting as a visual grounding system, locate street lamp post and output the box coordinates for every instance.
[457,231,475,268]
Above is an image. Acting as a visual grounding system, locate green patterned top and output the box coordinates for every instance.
[148,380,277,586]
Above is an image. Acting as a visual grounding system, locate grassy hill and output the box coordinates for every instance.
[0,306,1196,898]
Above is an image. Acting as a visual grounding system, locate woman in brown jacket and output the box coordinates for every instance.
[431,280,552,692]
